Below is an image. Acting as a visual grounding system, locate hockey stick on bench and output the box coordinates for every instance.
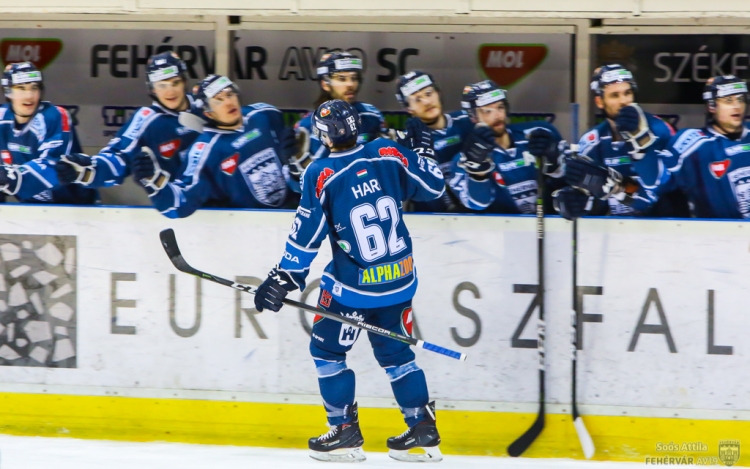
[159,228,467,362]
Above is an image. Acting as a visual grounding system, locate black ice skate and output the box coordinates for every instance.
[387,401,443,463]
[308,402,366,463]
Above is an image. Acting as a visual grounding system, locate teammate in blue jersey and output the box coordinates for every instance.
[395,70,474,212]
[553,64,687,219]
[447,80,567,214]
[133,75,296,218]
[253,100,445,463]
[55,52,202,189]
[657,75,750,218]
[0,62,96,204]
[290,52,386,188]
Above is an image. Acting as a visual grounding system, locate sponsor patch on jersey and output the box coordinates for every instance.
[239,148,287,207]
[320,289,332,308]
[673,129,706,154]
[56,106,70,132]
[727,166,750,218]
[297,206,311,218]
[337,240,351,253]
[725,143,750,157]
[221,153,239,175]
[494,171,506,186]
[379,147,407,166]
[709,159,731,179]
[578,129,599,155]
[498,159,526,172]
[358,254,414,286]
[316,167,335,198]
[183,141,207,177]
[123,108,154,140]
[231,128,261,149]
[400,307,414,337]
[1,150,12,165]
[434,135,462,151]
[159,139,181,159]
[7,143,31,154]
[604,156,631,166]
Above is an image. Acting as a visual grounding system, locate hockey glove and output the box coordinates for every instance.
[458,124,496,179]
[397,117,436,158]
[527,128,563,175]
[132,147,170,195]
[564,156,626,200]
[0,164,21,196]
[254,266,298,313]
[283,127,313,181]
[57,154,96,185]
[615,104,656,157]
[552,187,594,220]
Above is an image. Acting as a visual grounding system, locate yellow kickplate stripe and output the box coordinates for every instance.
[0,393,748,465]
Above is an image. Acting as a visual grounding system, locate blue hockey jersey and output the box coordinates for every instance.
[296,101,385,161]
[576,112,675,215]
[449,121,563,214]
[278,139,445,308]
[661,126,750,219]
[148,103,291,218]
[87,97,202,188]
[0,102,96,204]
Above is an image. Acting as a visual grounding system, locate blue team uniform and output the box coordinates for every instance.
[448,121,563,214]
[661,126,750,218]
[576,113,676,216]
[87,97,202,187]
[276,138,444,427]
[0,102,96,204]
[147,103,291,218]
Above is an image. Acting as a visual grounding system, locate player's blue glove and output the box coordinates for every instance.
[458,125,496,179]
[552,187,593,220]
[132,148,169,195]
[527,128,562,174]
[615,104,656,156]
[56,153,96,185]
[564,156,625,200]
[614,105,640,134]
[254,266,298,313]
[397,117,435,158]
[0,165,21,196]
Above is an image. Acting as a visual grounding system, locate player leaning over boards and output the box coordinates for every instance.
[55,52,202,190]
[395,70,473,212]
[0,62,96,204]
[133,75,297,218]
[448,79,567,214]
[289,52,386,189]
[552,64,687,220]
[658,75,750,218]
[253,100,445,463]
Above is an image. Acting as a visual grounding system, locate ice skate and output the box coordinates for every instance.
[387,401,443,463]
[308,402,366,463]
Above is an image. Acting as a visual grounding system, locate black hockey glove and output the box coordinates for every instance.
[614,105,640,134]
[552,187,594,220]
[0,164,21,196]
[527,128,562,174]
[57,153,96,185]
[254,266,298,313]
[564,156,626,200]
[458,125,495,179]
[614,104,656,156]
[397,117,436,158]
[132,148,169,195]
[277,127,299,166]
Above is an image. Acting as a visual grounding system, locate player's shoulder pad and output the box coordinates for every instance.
[295,111,313,130]
[647,113,676,138]
[355,102,382,116]
[449,110,470,120]
[0,105,8,121]
[368,139,411,166]
[122,106,159,140]
[511,121,559,139]
[671,128,708,155]
[578,127,601,155]
[303,158,338,198]
[246,102,281,114]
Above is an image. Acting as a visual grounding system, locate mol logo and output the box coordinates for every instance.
[478,44,548,88]
[0,38,63,69]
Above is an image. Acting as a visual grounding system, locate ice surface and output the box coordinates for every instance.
[0,435,653,469]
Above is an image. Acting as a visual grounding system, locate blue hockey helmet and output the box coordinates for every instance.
[146,51,188,90]
[461,79,508,118]
[2,62,43,98]
[312,100,361,147]
[192,74,240,112]
[590,64,637,96]
[317,51,363,82]
[395,70,439,108]
[703,75,747,108]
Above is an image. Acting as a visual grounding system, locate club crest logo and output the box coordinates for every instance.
[320,108,331,117]
[719,440,740,467]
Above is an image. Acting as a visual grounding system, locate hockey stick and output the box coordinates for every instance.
[570,103,595,459]
[507,143,547,457]
[159,228,467,362]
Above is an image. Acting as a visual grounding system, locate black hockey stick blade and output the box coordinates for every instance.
[507,407,545,457]
[160,228,198,275]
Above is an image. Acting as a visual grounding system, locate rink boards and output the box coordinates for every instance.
[0,205,748,463]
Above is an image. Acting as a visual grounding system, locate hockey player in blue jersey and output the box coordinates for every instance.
[55,52,201,189]
[290,52,386,186]
[395,70,473,212]
[133,75,296,218]
[657,75,750,218]
[0,62,96,204]
[553,64,687,219]
[447,80,566,214]
[253,100,445,463]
